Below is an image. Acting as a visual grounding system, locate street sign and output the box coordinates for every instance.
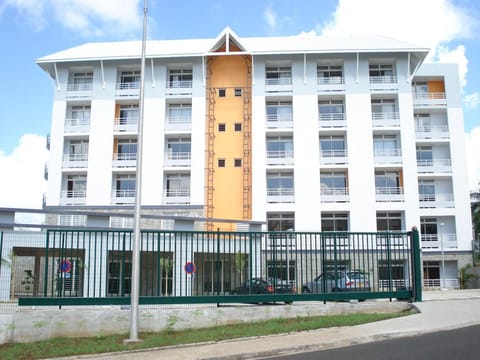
[184,262,196,274]
[59,259,72,273]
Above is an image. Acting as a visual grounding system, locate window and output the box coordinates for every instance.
[421,218,438,241]
[266,65,292,85]
[321,212,348,232]
[107,251,132,296]
[218,159,226,167]
[267,172,294,196]
[318,100,344,121]
[267,212,294,231]
[66,175,87,197]
[115,174,136,198]
[118,71,140,89]
[119,104,139,125]
[376,212,403,231]
[69,105,91,125]
[165,173,190,197]
[234,123,242,131]
[266,101,293,124]
[375,171,400,191]
[69,72,93,91]
[373,135,399,156]
[266,136,293,158]
[369,64,394,77]
[234,159,242,167]
[234,88,242,96]
[415,113,431,131]
[320,171,347,194]
[116,139,137,160]
[218,123,226,132]
[67,140,89,161]
[218,88,226,97]
[317,65,343,84]
[416,146,433,165]
[167,103,192,123]
[371,98,397,114]
[419,180,436,201]
[168,68,192,88]
[166,137,191,160]
[412,82,428,95]
[319,136,345,157]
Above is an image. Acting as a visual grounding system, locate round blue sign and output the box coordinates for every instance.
[59,259,72,273]
[184,262,196,274]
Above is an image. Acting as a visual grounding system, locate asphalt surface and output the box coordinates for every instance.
[51,289,480,360]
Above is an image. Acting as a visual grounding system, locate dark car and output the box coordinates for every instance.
[231,278,294,304]
[302,270,371,295]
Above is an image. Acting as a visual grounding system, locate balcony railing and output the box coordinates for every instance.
[318,113,346,128]
[317,77,345,92]
[111,190,136,204]
[266,188,294,203]
[165,116,192,131]
[165,80,193,96]
[116,82,140,97]
[375,187,404,202]
[419,193,454,208]
[112,153,137,168]
[415,124,449,139]
[60,190,86,205]
[164,152,192,167]
[64,118,90,133]
[371,112,400,127]
[369,76,398,91]
[421,233,457,249]
[423,278,459,289]
[417,159,452,173]
[266,113,293,129]
[66,83,93,98]
[164,189,191,204]
[374,149,402,164]
[113,117,138,132]
[319,150,348,165]
[413,92,447,107]
[265,78,293,93]
[62,154,88,168]
[320,188,349,202]
[266,151,294,166]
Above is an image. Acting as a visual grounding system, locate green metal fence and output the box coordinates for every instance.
[12,229,421,306]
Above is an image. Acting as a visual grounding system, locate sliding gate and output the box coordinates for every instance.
[18,229,422,306]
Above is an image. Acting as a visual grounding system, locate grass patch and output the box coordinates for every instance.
[0,310,412,360]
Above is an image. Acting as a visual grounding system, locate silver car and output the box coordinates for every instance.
[302,270,371,294]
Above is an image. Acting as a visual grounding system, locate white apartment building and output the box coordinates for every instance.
[36,28,473,287]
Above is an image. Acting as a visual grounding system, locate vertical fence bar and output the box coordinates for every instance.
[410,228,422,302]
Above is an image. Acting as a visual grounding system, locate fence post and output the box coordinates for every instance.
[410,227,422,302]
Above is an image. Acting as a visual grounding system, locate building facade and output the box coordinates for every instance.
[36,28,473,288]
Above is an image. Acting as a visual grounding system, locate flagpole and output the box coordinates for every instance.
[126,0,147,343]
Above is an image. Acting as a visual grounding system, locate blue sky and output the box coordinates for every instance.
[0,0,479,210]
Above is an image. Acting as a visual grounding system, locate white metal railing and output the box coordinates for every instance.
[266,151,294,166]
[374,149,402,164]
[414,92,446,100]
[320,149,347,158]
[376,187,404,202]
[419,193,454,208]
[377,279,409,289]
[267,188,295,203]
[165,152,192,167]
[413,92,447,107]
[265,78,292,86]
[113,153,137,161]
[113,117,138,132]
[64,118,90,132]
[166,80,192,88]
[371,112,400,127]
[319,113,346,121]
[165,189,191,197]
[266,113,293,122]
[266,113,293,128]
[320,188,349,202]
[423,278,459,289]
[415,124,449,138]
[372,112,399,120]
[369,76,397,84]
[421,234,457,249]
[67,83,93,91]
[374,148,401,157]
[317,77,344,85]
[60,190,87,205]
[111,190,136,204]
[62,154,88,167]
[116,82,140,90]
[417,159,452,173]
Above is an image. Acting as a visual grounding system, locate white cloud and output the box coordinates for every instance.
[3,0,142,38]
[264,4,277,31]
[464,92,480,110]
[0,134,48,209]
[436,45,468,87]
[465,127,480,190]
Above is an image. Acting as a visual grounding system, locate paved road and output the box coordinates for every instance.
[265,324,480,360]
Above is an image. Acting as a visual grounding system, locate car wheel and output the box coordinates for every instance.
[285,301,293,305]
[302,286,311,294]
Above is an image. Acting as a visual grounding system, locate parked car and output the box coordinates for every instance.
[232,278,294,295]
[302,270,371,294]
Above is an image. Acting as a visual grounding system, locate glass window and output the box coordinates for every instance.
[320,171,347,190]
[266,136,293,158]
[373,135,399,156]
[319,136,345,157]
[421,218,438,239]
[266,66,291,79]
[70,105,91,124]
[416,146,433,162]
[318,100,344,119]
[116,139,137,160]
[234,159,242,167]
[371,99,396,113]
[376,212,403,231]
[218,159,226,167]
[234,123,242,131]
[321,212,348,232]
[369,64,394,77]
[119,105,139,124]
[317,65,343,79]
[375,171,400,189]
[115,175,136,197]
[168,103,192,120]
[266,101,293,120]
[166,137,191,159]
[267,212,294,231]
[165,174,190,196]
[168,69,192,87]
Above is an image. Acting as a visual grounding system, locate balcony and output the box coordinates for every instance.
[165,116,192,132]
[62,154,88,168]
[165,80,192,96]
[415,124,449,139]
[421,233,457,249]
[417,159,452,174]
[372,112,400,128]
[374,149,402,164]
[60,190,86,205]
[112,153,137,168]
[419,193,454,208]
[266,113,293,129]
[265,78,292,93]
[266,151,294,166]
[164,152,191,167]
[64,118,90,133]
[266,188,294,203]
[111,190,136,204]
[375,187,404,202]
[369,76,398,92]
[319,150,348,165]
[318,113,346,128]
[66,83,92,99]
[164,189,191,204]
[317,77,345,92]
[113,117,138,133]
[116,82,140,97]
[320,188,349,202]
[413,92,447,108]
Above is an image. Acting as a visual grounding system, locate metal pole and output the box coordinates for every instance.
[440,222,447,290]
[126,0,147,343]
